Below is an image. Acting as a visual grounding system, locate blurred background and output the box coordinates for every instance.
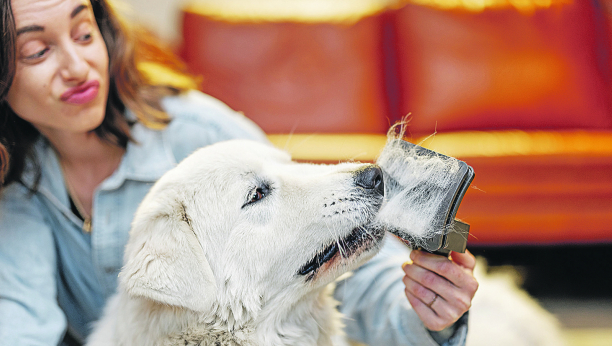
[120,0,612,344]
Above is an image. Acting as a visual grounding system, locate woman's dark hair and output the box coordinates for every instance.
[0,0,195,189]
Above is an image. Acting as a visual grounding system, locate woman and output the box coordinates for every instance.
[0,0,478,345]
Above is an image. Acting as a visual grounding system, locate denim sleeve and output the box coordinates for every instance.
[161,90,269,153]
[0,186,66,346]
[334,235,468,346]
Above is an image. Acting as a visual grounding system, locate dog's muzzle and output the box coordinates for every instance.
[297,165,386,278]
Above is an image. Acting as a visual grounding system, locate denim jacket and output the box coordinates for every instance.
[0,91,466,346]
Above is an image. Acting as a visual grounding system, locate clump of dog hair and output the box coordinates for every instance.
[375,122,461,248]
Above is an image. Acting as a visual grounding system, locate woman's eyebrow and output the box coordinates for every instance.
[15,4,90,37]
[16,25,43,36]
[70,4,88,19]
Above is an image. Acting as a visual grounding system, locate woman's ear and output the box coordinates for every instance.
[119,201,217,312]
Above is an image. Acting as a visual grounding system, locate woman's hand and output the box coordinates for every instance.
[402,249,478,331]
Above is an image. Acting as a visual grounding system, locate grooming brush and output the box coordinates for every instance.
[376,139,475,256]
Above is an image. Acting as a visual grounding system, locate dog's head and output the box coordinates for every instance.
[119,139,385,324]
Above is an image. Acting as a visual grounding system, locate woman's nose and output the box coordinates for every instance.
[59,44,89,82]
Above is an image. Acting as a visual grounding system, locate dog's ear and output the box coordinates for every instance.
[119,202,217,312]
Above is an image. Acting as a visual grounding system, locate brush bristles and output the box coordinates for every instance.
[375,122,461,247]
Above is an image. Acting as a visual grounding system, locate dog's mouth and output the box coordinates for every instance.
[297,224,385,278]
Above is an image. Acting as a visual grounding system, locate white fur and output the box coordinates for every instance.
[87,140,385,346]
[375,126,462,246]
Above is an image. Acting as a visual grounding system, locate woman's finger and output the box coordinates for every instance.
[450,249,477,271]
[403,261,455,298]
[405,285,465,331]
[410,250,476,290]
[402,268,438,307]
[405,289,447,331]
[402,250,479,331]
[403,262,472,312]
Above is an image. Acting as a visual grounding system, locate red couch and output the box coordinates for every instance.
[177,0,612,246]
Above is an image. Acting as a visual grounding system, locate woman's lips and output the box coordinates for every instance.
[60,80,100,105]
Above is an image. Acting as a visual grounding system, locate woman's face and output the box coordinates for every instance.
[6,0,109,139]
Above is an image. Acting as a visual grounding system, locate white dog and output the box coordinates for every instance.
[86,139,386,346]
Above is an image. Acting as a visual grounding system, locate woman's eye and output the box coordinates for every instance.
[73,22,94,43]
[24,47,49,61]
[77,33,92,42]
[20,40,49,61]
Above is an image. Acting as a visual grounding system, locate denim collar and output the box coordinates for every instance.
[24,121,176,207]
[99,121,176,191]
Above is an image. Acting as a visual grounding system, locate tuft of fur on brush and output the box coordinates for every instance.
[374,122,461,248]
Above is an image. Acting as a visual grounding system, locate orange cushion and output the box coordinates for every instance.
[180,9,390,134]
[392,1,612,134]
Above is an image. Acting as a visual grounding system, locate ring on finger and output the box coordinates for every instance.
[427,294,439,308]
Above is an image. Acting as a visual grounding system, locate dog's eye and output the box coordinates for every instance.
[244,186,268,207]
[251,188,265,203]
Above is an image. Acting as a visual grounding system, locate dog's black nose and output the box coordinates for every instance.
[355,165,384,195]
